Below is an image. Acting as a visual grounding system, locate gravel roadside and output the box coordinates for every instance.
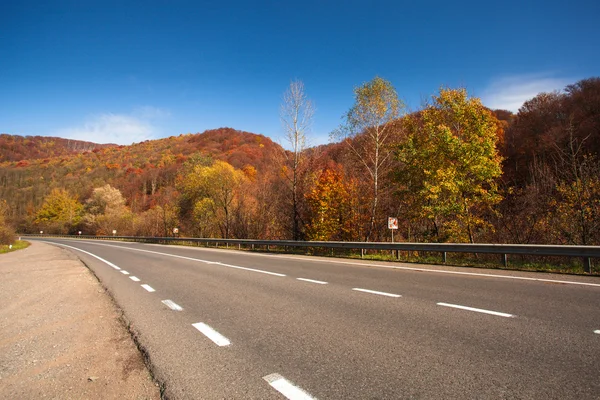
[0,241,161,399]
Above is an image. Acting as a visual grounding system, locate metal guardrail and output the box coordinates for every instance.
[23,234,600,273]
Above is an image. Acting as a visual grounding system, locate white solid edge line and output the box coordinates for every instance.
[120,270,130,275]
[129,276,141,282]
[141,284,155,292]
[263,373,315,400]
[161,299,183,311]
[352,288,401,298]
[192,322,231,346]
[437,302,514,318]
[46,239,600,288]
[41,241,122,270]
[594,330,600,334]
[296,278,328,285]
[52,241,286,277]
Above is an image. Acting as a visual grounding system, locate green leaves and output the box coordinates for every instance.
[396,88,503,242]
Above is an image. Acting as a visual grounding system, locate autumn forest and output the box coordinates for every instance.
[1,77,599,246]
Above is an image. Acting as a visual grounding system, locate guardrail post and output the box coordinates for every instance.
[502,254,508,267]
[361,249,364,259]
[442,252,447,263]
[238,244,241,250]
[583,257,591,274]
[252,244,255,250]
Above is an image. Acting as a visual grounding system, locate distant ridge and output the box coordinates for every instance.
[0,134,116,162]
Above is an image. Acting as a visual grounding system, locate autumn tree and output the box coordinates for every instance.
[280,80,314,240]
[35,188,83,234]
[0,199,15,244]
[332,76,405,241]
[178,160,246,238]
[137,204,179,237]
[83,184,134,235]
[305,167,358,241]
[396,88,503,243]
[495,77,600,244]
[549,127,600,245]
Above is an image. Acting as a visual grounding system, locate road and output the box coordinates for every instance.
[32,238,600,399]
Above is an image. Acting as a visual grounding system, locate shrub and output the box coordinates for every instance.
[0,225,15,245]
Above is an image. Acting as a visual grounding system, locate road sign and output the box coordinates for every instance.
[173,228,179,234]
[388,217,398,230]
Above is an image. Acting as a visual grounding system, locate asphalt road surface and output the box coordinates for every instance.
[31,238,600,399]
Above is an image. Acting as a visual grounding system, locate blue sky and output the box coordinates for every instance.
[1,0,599,146]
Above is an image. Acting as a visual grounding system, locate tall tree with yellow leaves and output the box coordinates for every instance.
[332,77,405,241]
[396,88,503,243]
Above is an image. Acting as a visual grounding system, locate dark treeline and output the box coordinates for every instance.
[1,77,598,246]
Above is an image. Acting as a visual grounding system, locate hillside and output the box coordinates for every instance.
[0,134,115,163]
[0,128,283,222]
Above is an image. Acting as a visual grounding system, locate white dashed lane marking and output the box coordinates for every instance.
[192,323,231,346]
[263,373,316,400]
[141,284,156,292]
[120,270,130,275]
[594,330,600,334]
[352,288,401,298]
[161,299,183,311]
[296,278,328,285]
[437,302,514,318]
[129,276,141,282]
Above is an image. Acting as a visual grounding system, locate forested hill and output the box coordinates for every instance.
[0,134,116,163]
[0,127,283,224]
[0,128,280,169]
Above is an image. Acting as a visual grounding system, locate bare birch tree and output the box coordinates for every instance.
[332,76,405,241]
[280,80,314,240]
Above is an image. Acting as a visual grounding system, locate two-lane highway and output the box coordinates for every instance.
[34,238,600,399]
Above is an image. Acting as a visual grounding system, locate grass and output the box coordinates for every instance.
[229,245,597,276]
[0,240,30,254]
[343,250,594,275]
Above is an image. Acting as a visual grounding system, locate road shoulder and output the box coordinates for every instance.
[0,241,161,399]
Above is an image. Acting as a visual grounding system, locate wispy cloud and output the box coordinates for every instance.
[481,74,571,112]
[133,105,171,119]
[55,107,170,145]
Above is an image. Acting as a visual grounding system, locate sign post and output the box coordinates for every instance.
[388,217,398,242]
